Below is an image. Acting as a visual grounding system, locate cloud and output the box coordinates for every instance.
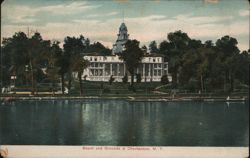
[1,13,248,51]
[2,6,37,23]
[86,12,119,18]
[204,0,219,4]
[2,1,101,24]
[40,2,101,15]
[113,0,129,4]
[174,14,233,25]
[239,9,249,16]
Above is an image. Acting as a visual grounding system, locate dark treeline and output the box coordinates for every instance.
[0,30,249,95]
[149,31,249,92]
[0,32,110,95]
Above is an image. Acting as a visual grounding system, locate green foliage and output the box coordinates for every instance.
[141,45,148,54]
[84,42,112,56]
[161,75,169,85]
[109,75,115,85]
[158,30,249,92]
[149,41,159,54]
[63,35,87,94]
[128,85,136,92]
[119,39,144,87]
[1,30,249,95]
[159,30,191,85]
[136,73,142,83]
[122,73,128,83]
[102,87,111,93]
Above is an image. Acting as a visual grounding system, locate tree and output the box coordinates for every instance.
[1,32,29,86]
[85,42,112,56]
[51,41,67,94]
[215,35,240,91]
[29,32,51,94]
[120,39,144,88]
[63,35,86,93]
[234,51,249,85]
[141,45,148,55]
[72,54,89,96]
[149,41,159,54]
[48,41,64,94]
[159,30,191,86]
[1,32,51,94]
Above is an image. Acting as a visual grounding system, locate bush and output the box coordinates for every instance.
[128,85,136,92]
[83,75,88,81]
[122,73,128,83]
[103,87,111,93]
[100,82,104,89]
[109,75,115,85]
[136,73,142,83]
[161,75,169,85]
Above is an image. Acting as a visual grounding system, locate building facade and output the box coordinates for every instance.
[82,23,171,82]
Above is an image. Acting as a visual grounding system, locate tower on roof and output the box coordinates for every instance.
[112,22,129,54]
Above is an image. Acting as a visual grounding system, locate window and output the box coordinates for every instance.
[153,58,155,62]
[94,58,97,61]
[90,57,92,61]
[154,70,157,76]
[158,70,161,76]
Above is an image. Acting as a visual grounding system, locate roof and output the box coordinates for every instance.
[119,22,127,31]
[144,53,164,57]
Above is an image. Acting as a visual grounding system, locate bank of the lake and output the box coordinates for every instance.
[0,93,249,103]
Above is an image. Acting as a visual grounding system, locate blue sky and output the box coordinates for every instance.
[1,0,249,51]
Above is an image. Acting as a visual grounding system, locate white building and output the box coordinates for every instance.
[82,23,171,82]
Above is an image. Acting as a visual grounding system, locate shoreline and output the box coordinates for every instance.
[0,95,249,102]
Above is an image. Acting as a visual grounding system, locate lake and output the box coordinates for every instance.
[0,99,249,146]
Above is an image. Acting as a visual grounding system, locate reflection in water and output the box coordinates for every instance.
[0,100,249,146]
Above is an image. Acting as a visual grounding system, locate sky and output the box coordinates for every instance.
[1,0,249,51]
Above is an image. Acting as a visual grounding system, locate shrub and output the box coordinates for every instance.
[122,73,128,83]
[103,87,111,93]
[161,75,169,85]
[136,73,142,83]
[83,75,88,81]
[109,75,115,85]
[128,85,136,92]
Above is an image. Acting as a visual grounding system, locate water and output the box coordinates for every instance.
[0,100,249,146]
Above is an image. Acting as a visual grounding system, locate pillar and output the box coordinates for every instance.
[149,64,151,77]
[124,63,126,75]
[161,63,163,76]
[117,63,119,76]
[143,64,145,77]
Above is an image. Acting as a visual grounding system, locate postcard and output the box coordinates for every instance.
[0,0,249,157]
